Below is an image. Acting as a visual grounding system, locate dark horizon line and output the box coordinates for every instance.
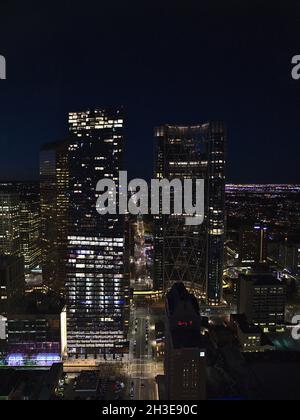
[1,178,300,187]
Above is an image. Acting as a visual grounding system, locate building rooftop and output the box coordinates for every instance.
[166,282,200,317]
[231,314,262,335]
[75,372,100,393]
[40,139,69,152]
[244,352,300,400]
[0,364,63,400]
[242,273,283,287]
[0,255,24,268]
[0,369,18,397]
[10,292,65,316]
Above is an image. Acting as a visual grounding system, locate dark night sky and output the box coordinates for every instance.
[0,0,299,182]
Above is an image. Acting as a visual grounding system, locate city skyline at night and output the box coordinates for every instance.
[1,0,300,405]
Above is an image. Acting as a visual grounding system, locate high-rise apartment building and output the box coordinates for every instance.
[40,141,69,294]
[154,123,226,305]
[66,108,128,360]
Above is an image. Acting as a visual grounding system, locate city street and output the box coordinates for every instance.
[126,305,162,401]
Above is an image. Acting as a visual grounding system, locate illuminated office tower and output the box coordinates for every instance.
[18,182,42,273]
[40,141,69,294]
[67,108,128,360]
[154,123,226,305]
[0,187,20,257]
[239,224,268,266]
[238,273,286,329]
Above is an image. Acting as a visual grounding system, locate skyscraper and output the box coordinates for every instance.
[0,186,20,257]
[18,182,42,273]
[0,182,42,273]
[239,224,268,266]
[165,283,207,400]
[154,123,226,305]
[238,272,286,330]
[0,255,25,315]
[66,108,128,360]
[40,141,69,294]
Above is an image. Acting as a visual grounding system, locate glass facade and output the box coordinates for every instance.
[66,108,128,360]
[0,190,20,257]
[40,141,69,294]
[154,123,226,305]
[18,183,42,273]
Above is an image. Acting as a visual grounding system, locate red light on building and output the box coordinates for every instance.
[177,321,193,327]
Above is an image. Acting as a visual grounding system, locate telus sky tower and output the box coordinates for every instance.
[66,108,128,360]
